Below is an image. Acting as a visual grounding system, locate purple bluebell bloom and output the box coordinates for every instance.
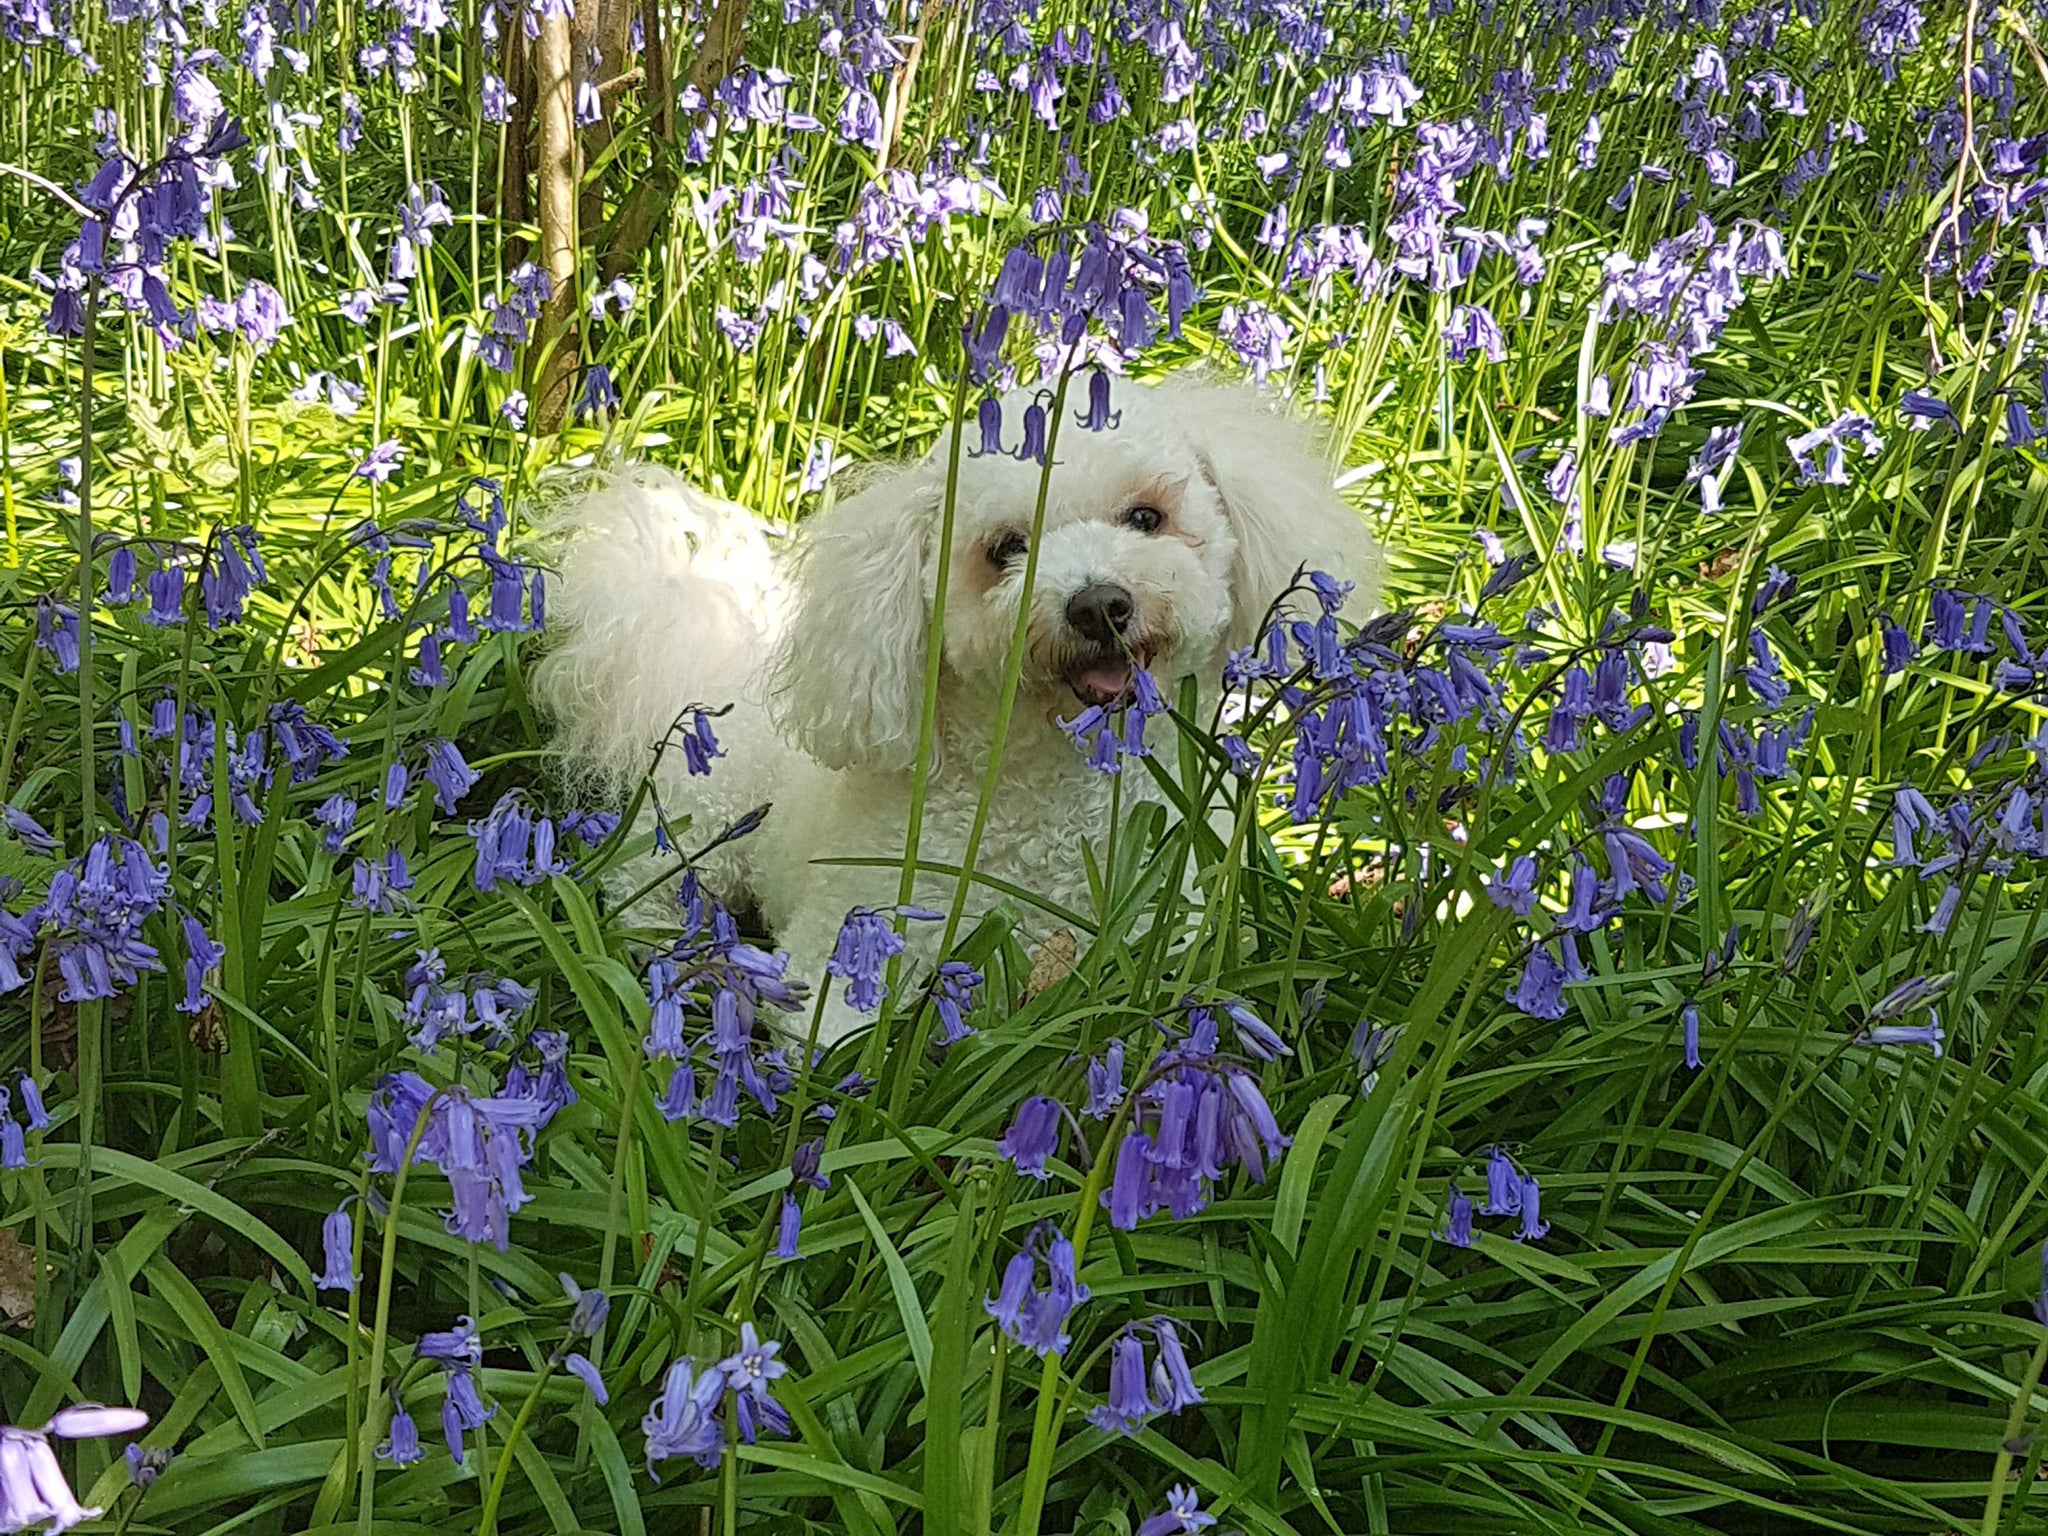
[643,1359,728,1475]
[998,1096,1063,1179]
[985,1221,1090,1356]
[775,1193,802,1259]
[1440,1179,1475,1248]
[1137,1486,1217,1536]
[16,1076,48,1133]
[932,960,982,1045]
[316,1204,356,1291]
[1483,1147,1520,1216]
[377,1401,423,1465]
[1087,1332,1154,1435]
[563,1352,608,1404]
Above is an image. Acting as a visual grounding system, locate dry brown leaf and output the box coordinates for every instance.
[1699,547,1743,580]
[0,1228,36,1329]
[1024,928,1077,1001]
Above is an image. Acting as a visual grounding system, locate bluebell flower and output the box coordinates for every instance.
[1222,1002,1290,1060]
[269,702,348,782]
[1440,1179,1475,1248]
[383,762,410,811]
[643,1359,727,1476]
[564,1353,608,1405]
[1682,1002,1701,1069]
[423,739,478,814]
[775,1193,802,1259]
[1753,564,1798,614]
[719,1323,788,1403]
[1086,1332,1154,1435]
[1349,1021,1400,1095]
[985,1221,1090,1356]
[142,565,185,625]
[1137,1486,1217,1536]
[1515,1175,1550,1240]
[1856,1018,1945,1056]
[2007,398,2040,448]
[124,1443,172,1489]
[574,364,620,422]
[350,849,415,913]
[33,599,80,674]
[105,546,138,605]
[1485,855,1539,915]
[1148,1318,1202,1412]
[826,906,930,1011]
[997,1096,1063,1179]
[678,708,722,775]
[354,440,405,483]
[932,960,982,1045]
[1891,782,1942,868]
[17,1076,49,1133]
[790,1139,829,1192]
[1507,943,1569,1020]
[316,1203,356,1291]
[658,1062,698,1121]
[1899,389,1957,431]
[1084,1039,1126,1119]
[1078,369,1118,430]
[313,794,358,853]
[3,806,58,856]
[440,1366,495,1463]
[0,1110,28,1171]
[1483,1147,1520,1216]
[416,1316,482,1364]
[1015,398,1049,464]
[0,1405,151,1531]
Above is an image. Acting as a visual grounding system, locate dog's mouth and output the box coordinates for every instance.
[1064,641,1154,707]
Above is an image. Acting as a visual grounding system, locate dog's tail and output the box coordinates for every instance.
[531,463,790,795]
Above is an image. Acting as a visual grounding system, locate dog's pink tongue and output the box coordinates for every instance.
[1080,660,1133,702]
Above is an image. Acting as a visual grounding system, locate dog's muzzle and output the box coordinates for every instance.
[1062,582,1152,705]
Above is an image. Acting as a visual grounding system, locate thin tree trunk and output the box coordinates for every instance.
[531,0,580,432]
[500,24,534,264]
[575,0,636,243]
[879,1,933,171]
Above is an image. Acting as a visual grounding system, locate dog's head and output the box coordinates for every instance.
[769,375,1383,771]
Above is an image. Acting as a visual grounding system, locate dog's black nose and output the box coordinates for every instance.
[1066,583,1136,646]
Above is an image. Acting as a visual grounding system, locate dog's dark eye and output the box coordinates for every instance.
[987,531,1028,569]
[1124,505,1166,534]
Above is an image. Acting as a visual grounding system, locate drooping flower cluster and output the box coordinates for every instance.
[643,1324,791,1478]
[0,836,172,1002]
[364,1045,573,1250]
[643,873,809,1127]
[400,949,538,1052]
[985,1221,1091,1356]
[1086,1318,1203,1436]
[1101,1009,1291,1229]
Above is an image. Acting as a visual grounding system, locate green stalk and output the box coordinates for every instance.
[355,1092,447,1534]
[475,1357,560,1536]
[1982,1335,2048,1536]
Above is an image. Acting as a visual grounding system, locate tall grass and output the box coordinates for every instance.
[0,0,2045,1532]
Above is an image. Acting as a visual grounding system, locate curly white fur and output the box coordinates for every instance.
[534,375,1382,1045]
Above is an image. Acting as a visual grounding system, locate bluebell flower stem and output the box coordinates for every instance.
[75,273,98,838]
[1010,1091,1131,1536]
[974,1335,1007,1536]
[475,1357,558,1536]
[355,1091,445,1533]
[1981,1335,2048,1536]
[940,362,1079,958]
[869,342,976,1091]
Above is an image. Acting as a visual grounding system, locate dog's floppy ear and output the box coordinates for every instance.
[769,463,939,772]
[1166,378,1383,644]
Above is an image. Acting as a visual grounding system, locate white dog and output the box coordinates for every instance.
[535,375,1381,1044]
